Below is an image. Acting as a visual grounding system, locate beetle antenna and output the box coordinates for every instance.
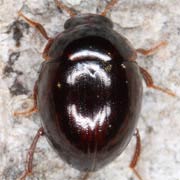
[101,0,118,16]
[54,0,77,17]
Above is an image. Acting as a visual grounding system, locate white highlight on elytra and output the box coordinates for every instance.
[67,62,111,86]
[69,50,111,62]
[121,64,126,69]
[68,104,111,130]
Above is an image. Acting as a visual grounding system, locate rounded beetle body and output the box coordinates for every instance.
[37,14,143,171]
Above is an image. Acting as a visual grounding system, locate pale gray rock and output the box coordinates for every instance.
[0,0,180,180]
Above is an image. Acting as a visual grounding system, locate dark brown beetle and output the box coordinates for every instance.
[15,0,175,179]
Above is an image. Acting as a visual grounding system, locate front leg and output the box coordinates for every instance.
[18,11,50,40]
[18,10,54,61]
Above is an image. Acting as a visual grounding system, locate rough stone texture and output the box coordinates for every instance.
[0,0,180,180]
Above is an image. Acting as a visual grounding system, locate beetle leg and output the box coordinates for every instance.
[129,129,143,180]
[140,67,176,97]
[42,38,54,60]
[19,127,44,180]
[18,11,54,60]
[101,0,118,16]
[13,105,38,117]
[136,41,167,56]
[14,82,38,117]
[18,10,50,40]
[81,172,91,180]
[54,0,77,17]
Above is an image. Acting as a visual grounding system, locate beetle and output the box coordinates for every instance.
[15,0,175,179]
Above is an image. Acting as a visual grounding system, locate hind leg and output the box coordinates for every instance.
[129,129,143,180]
[19,127,44,180]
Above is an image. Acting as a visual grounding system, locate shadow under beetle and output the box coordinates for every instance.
[15,0,175,179]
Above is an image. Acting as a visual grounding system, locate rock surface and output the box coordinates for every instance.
[0,0,180,180]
